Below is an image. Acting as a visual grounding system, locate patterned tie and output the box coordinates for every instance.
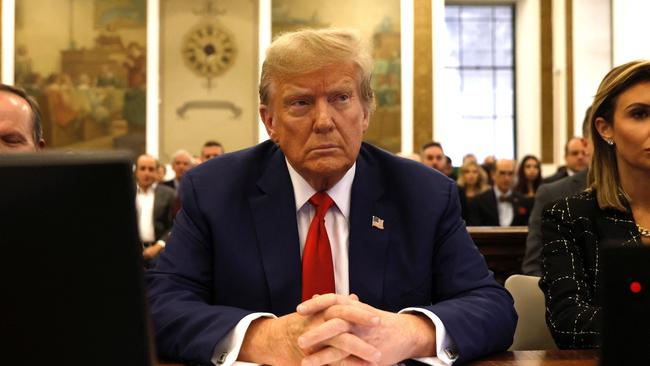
[302,192,335,301]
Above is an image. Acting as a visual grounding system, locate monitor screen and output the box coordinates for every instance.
[0,152,154,366]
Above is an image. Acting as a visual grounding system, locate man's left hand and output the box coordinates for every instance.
[143,243,164,260]
[296,294,437,366]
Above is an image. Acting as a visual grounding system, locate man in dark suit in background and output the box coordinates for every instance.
[147,28,516,366]
[134,154,176,268]
[421,141,446,171]
[468,159,532,226]
[522,109,593,275]
[421,141,467,219]
[199,140,224,163]
[0,83,45,152]
[542,137,590,184]
[162,149,193,192]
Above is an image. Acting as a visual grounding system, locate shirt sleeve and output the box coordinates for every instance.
[399,307,459,366]
[210,312,276,366]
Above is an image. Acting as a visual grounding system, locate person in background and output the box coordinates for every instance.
[481,155,496,186]
[442,155,457,181]
[147,28,516,366]
[162,149,194,192]
[543,137,590,184]
[421,142,467,214]
[514,155,542,199]
[0,83,45,152]
[456,160,490,221]
[462,153,477,166]
[468,159,532,226]
[421,141,446,171]
[540,60,650,348]
[134,154,176,268]
[522,108,593,276]
[457,161,490,202]
[156,162,167,183]
[200,140,224,162]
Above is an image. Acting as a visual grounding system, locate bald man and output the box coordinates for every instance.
[135,154,176,268]
[0,84,45,152]
[162,149,194,192]
[468,159,532,226]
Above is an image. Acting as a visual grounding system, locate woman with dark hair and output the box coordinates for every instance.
[540,59,650,349]
[514,155,542,198]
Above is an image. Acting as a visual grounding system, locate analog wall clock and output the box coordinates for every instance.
[182,21,236,80]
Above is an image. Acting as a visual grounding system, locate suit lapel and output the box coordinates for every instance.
[248,148,302,314]
[348,148,389,306]
[486,190,500,224]
[152,186,162,220]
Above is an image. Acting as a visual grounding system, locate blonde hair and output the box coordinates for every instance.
[259,28,375,113]
[457,161,489,194]
[587,59,650,211]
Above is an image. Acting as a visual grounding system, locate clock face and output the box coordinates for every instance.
[182,22,236,78]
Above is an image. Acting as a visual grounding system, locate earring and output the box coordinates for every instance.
[606,139,615,146]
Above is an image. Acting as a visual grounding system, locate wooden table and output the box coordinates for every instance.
[467,226,528,284]
[160,349,599,366]
[467,349,598,365]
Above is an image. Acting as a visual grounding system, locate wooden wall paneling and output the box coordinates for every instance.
[565,0,574,138]
[413,0,433,152]
[540,0,554,163]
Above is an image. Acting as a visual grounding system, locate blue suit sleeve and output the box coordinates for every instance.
[421,183,517,363]
[146,174,254,364]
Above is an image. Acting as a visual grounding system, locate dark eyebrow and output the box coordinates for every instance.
[624,102,650,110]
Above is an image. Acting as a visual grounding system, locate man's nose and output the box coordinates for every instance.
[313,99,334,131]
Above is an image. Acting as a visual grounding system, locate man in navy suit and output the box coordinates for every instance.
[147,29,516,366]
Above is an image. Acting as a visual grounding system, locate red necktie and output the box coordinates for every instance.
[302,192,335,301]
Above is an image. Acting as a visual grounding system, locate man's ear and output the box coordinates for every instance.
[595,117,613,142]
[361,106,370,132]
[259,105,277,142]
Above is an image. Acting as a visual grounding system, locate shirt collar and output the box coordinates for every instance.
[137,182,157,194]
[285,158,355,219]
[493,186,512,199]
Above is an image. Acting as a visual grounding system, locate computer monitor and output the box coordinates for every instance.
[600,245,650,366]
[0,152,154,366]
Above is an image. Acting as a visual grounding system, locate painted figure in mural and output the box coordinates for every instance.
[123,42,147,132]
[45,73,79,130]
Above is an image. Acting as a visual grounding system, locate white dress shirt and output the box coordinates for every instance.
[211,161,457,366]
[136,183,156,243]
[494,187,514,227]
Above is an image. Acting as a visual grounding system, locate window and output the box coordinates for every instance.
[442,4,515,163]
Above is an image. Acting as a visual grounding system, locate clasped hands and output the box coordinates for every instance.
[240,293,436,366]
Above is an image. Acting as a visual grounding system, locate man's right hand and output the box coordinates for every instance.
[238,295,382,365]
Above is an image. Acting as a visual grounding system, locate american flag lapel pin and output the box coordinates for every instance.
[371,216,384,230]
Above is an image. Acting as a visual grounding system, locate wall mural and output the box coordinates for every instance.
[95,0,146,29]
[15,0,147,154]
[272,0,401,152]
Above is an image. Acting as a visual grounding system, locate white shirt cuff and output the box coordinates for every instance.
[210,312,276,366]
[399,307,459,366]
